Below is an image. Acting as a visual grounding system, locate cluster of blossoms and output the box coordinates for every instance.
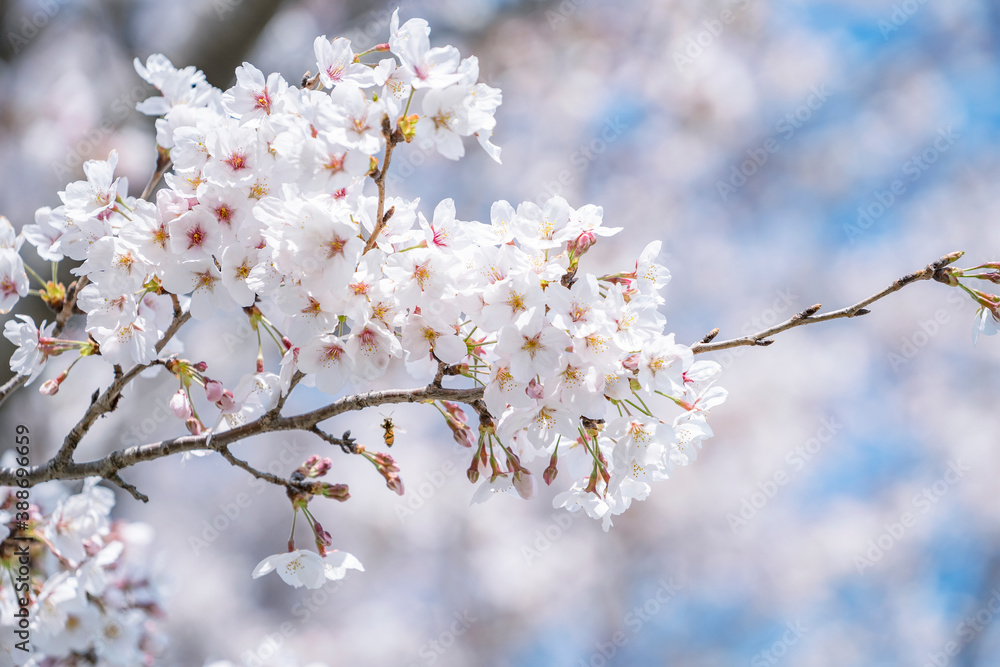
[2,8,997,665]
[3,9,726,531]
[0,469,167,666]
[0,11,732,661]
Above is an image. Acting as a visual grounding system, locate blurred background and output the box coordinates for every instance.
[2,0,1000,665]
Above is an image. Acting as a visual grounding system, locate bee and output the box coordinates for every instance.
[380,414,395,447]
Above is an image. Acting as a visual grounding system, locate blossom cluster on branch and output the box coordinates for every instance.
[1,8,999,666]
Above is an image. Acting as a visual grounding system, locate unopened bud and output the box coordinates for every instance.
[204,379,224,403]
[452,426,475,448]
[543,449,559,486]
[570,230,597,256]
[39,369,68,396]
[315,457,332,476]
[318,482,350,501]
[512,471,535,500]
[185,416,204,435]
[170,390,192,419]
[526,378,545,400]
[622,354,640,372]
[39,378,60,396]
[543,463,558,486]
[386,473,404,496]
[314,520,333,547]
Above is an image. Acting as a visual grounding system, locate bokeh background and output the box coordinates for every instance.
[2,0,1000,665]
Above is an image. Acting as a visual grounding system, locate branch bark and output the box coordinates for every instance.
[0,384,483,490]
[691,252,964,354]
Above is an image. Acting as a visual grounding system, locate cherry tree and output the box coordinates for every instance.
[0,9,997,666]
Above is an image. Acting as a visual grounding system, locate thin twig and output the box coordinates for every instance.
[691,252,964,354]
[140,149,172,200]
[309,426,357,454]
[363,117,399,254]
[106,472,149,502]
[50,309,190,471]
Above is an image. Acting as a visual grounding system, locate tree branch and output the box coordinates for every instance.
[0,384,484,488]
[691,252,964,354]
[49,309,191,471]
[363,116,399,254]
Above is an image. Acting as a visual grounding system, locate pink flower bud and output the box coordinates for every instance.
[204,379,224,402]
[543,464,558,486]
[314,521,333,547]
[622,354,640,372]
[466,461,480,484]
[217,390,236,412]
[526,378,545,400]
[512,471,535,500]
[571,230,597,255]
[316,457,332,476]
[442,401,467,424]
[39,378,60,395]
[452,426,475,448]
[170,390,192,419]
[192,361,208,372]
[386,473,404,496]
[185,416,204,435]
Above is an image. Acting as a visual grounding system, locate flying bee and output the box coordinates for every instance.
[380,414,396,447]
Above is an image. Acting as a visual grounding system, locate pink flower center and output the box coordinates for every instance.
[225,152,249,171]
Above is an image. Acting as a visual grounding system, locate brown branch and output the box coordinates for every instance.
[0,384,485,488]
[691,252,964,354]
[140,148,172,200]
[50,309,191,471]
[106,472,149,503]
[308,426,358,454]
[363,116,399,254]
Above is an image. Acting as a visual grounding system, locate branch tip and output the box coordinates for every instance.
[700,328,720,344]
[107,472,148,503]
